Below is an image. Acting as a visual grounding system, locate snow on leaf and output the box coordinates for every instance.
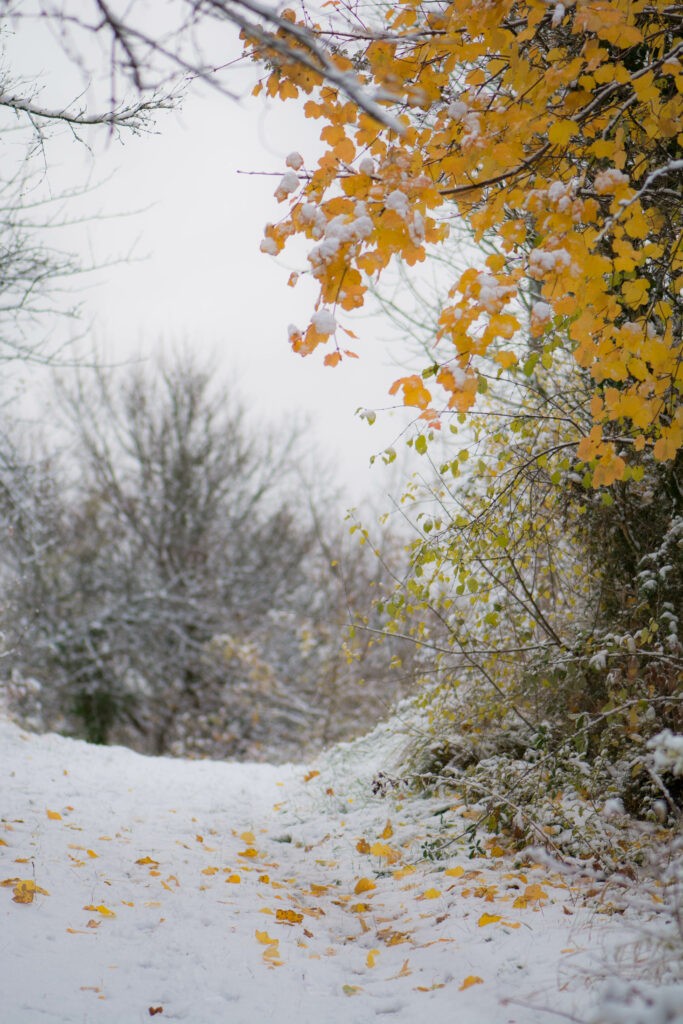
[303,770,320,782]
[343,985,363,996]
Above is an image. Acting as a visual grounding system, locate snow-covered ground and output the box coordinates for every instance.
[0,716,677,1023]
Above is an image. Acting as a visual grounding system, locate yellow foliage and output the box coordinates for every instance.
[247,0,681,478]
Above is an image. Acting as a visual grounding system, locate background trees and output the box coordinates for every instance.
[0,353,419,758]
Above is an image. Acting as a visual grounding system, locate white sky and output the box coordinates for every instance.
[3,13,421,508]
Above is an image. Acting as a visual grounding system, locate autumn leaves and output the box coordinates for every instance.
[249,0,683,485]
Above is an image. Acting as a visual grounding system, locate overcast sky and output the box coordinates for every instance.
[4,13,419,508]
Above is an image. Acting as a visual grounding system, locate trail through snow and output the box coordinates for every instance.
[0,718,645,1023]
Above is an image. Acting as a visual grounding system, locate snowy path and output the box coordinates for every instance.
[1,719,628,1023]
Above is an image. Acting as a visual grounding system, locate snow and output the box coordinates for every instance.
[274,171,300,202]
[528,247,573,277]
[593,168,630,194]
[285,152,304,171]
[531,301,553,326]
[385,190,410,220]
[0,716,677,1023]
[311,309,336,335]
[649,730,683,778]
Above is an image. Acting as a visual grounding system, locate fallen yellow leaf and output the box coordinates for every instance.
[380,820,394,840]
[276,909,304,924]
[83,904,115,917]
[460,975,484,991]
[444,866,465,878]
[11,879,50,904]
[419,888,441,900]
[343,985,362,996]
[46,809,62,821]
[366,948,380,968]
[255,929,278,945]
[478,913,502,927]
[354,877,376,895]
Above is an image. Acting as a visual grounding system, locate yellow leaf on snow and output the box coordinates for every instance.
[136,856,159,866]
[10,879,50,904]
[366,948,380,968]
[276,909,304,924]
[380,820,394,840]
[356,838,371,854]
[354,877,376,895]
[419,888,441,900]
[343,985,363,996]
[478,913,502,927]
[240,831,255,845]
[460,975,484,991]
[46,809,62,821]
[83,904,116,917]
[390,959,412,978]
[444,866,465,878]
[369,842,401,863]
[394,865,416,879]
[255,929,278,945]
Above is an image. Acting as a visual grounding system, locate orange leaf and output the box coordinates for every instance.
[354,877,376,895]
[46,809,62,821]
[460,975,484,991]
